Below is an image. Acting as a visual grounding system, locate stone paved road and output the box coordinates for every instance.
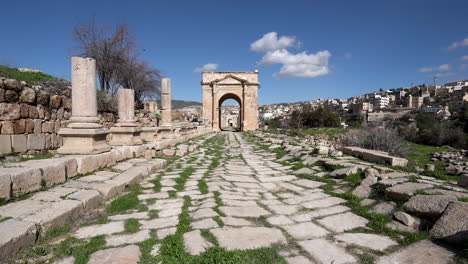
[33,132,453,264]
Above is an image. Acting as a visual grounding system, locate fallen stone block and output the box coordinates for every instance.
[329,166,358,179]
[343,146,408,167]
[376,240,455,264]
[431,201,468,244]
[385,183,433,201]
[403,195,457,218]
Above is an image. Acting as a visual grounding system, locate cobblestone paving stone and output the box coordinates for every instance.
[23,132,437,264]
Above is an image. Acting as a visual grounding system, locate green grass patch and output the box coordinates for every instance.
[458,197,468,202]
[124,218,140,233]
[106,184,142,215]
[45,225,70,239]
[0,65,56,83]
[344,170,365,187]
[198,179,209,194]
[405,143,458,181]
[54,235,106,264]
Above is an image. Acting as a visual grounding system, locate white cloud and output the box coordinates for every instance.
[461,55,468,61]
[448,37,468,50]
[194,63,219,72]
[261,49,331,78]
[435,72,455,78]
[250,32,297,52]
[251,32,331,79]
[419,64,450,73]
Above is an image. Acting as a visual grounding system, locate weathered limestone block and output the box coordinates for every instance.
[0,89,4,102]
[11,134,27,153]
[431,202,468,244]
[343,146,408,167]
[0,103,20,121]
[19,87,36,104]
[9,167,42,196]
[4,90,19,103]
[403,195,457,218]
[87,245,141,264]
[0,219,37,260]
[0,173,12,200]
[160,78,172,126]
[14,119,25,134]
[29,160,66,187]
[0,135,12,155]
[50,95,62,108]
[3,78,23,91]
[22,199,83,234]
[27,134,46,150]
[67,189,103,211]
[385,183,433,201]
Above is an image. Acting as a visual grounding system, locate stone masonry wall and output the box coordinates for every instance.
[0,77,160,156]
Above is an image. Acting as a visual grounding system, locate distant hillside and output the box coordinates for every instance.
[156,99,202,110]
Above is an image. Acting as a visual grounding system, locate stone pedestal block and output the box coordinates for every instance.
[140,127,158,142]
[109,127,142,146]
[58,128,110,154]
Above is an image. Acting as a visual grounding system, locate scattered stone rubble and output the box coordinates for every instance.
[254,131,468,255]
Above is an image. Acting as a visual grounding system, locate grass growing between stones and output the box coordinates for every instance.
[198,179,209,194]
[55,236,106,264]
[157,196,286,264]
[106,184,142,215]
[175,167,195,191]
[125,218,140,233]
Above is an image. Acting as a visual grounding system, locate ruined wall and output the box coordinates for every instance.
[0,77,159,155]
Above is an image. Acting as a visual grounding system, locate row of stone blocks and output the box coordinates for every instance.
[342,146,408,167]
[0,131,214,260]
[0,128,212,202]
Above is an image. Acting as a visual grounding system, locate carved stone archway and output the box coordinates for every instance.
[201,72,259,131]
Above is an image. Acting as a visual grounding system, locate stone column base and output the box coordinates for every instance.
[109,127,143,146]
[140,127,158,142]
[57,128,110,154]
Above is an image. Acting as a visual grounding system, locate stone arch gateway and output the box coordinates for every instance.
[201,71,259,131]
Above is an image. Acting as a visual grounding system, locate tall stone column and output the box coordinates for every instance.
[57,57,110,154]
[109,89,142,146]
[160,78,172,126]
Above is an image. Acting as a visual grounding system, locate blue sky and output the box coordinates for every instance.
[1,0,467,104]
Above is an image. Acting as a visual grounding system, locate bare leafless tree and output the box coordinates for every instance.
[72,16,162,106]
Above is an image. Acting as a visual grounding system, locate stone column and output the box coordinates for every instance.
[109,89,142,146]
[160,78,172,126]
[57,57,110,154]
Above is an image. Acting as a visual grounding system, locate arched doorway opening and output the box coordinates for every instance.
[218,94,242,131]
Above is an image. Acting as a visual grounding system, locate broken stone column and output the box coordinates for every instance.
[57,57,110,154]
[109,89,142,146]
[158,78,176,139]
[160,78,172,127]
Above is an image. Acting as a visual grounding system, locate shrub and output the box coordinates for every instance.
[343,125,409,157]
